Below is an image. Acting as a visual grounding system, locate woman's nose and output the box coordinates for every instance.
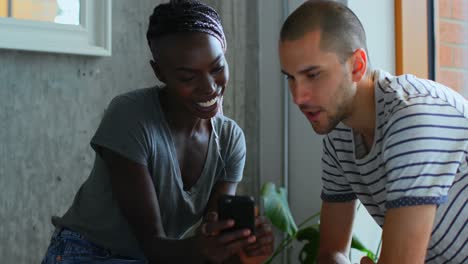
[199,75,218,94]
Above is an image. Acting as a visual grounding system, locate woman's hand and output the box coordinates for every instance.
[243,216,275,258]
[197,212,256,264]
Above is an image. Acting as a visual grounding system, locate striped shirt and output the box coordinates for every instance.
[321,70,467,263]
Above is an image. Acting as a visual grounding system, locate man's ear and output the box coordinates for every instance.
[350,48,368,82]
[150,60,166,83]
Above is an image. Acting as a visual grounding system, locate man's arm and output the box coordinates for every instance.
[373,205,436,264]
[318,200,357,264]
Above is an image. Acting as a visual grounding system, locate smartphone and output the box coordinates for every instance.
[218,194,256,234]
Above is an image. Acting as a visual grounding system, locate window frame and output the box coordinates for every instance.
[0,0,112,56]
[395,0,435,79]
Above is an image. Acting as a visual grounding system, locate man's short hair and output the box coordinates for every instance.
[280,0,368,64]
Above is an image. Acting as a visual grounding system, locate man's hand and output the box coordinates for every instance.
[317,252,351,264]
[197,212,256,264]
[360,256,375,264]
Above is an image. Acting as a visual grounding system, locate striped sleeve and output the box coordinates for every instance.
[382,103,468,209]
[321,136,357,202]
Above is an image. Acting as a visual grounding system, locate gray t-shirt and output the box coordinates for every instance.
[53,87,246,258]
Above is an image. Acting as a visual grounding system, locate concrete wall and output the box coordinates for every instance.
[203,0,260,197]
[0,0,259,262]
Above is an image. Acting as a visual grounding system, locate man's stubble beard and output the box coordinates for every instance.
[311,72,355,135]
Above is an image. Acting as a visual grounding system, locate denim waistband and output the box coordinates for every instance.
[53,227,85,240]
[46,227,148,263]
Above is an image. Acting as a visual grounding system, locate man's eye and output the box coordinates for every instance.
[307,72,320,79]
[284,74,293,80]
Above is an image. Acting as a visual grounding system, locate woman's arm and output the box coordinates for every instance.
[202,181,275,264]
[204,181,238,214]
[101,148,254,264]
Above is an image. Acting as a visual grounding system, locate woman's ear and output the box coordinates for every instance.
[150,60,166,83]
[350,48,368,82]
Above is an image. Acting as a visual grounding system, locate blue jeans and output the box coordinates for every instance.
[41,228,147,264]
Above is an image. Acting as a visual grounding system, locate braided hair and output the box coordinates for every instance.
[146,0,227,57]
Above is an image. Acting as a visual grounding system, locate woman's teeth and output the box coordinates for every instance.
[198,97,218,107]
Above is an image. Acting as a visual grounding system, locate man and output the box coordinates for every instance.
[278,1,467,263]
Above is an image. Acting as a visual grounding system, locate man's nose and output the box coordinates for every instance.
[291,81,311,106]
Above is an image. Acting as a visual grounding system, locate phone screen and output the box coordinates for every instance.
[218,194,255,234]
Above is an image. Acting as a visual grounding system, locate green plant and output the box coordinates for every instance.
[260,182,377,264]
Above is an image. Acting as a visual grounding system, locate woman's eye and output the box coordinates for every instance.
[179,76,195,82]
[212,66,225,74]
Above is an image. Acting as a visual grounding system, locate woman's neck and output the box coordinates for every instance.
[159,89,207,136]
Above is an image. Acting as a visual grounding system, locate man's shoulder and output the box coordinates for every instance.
[374,71,467,121]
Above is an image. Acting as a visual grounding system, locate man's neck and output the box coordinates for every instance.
[343,70,376,139]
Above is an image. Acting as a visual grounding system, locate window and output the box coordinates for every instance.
[395,0,431,79]
[395,0,467,95]
[435,0,467,95]
[0,0,112,56]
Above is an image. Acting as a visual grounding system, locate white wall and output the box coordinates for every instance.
[347,0,395,261]
[258,0,395,263]
[349,0,396,74]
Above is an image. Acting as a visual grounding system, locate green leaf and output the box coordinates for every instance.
[296,226,320,242]
[366,251,377,262]
[297,226,320,264]
[351,235,367,251]
[261,182,298,236]
[299,242,318,264]
[351,235,377,262]
[260,181,378,264]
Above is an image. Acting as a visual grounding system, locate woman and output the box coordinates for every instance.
[41,1,274,263]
